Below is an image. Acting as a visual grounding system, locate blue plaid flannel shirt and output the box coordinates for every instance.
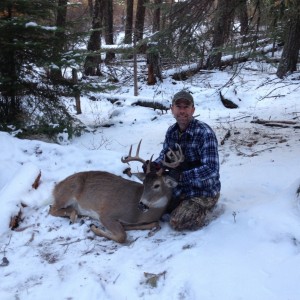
[155,118,221,198]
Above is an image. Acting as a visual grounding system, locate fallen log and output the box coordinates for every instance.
[132,100,170,114]
[251,119,300,128]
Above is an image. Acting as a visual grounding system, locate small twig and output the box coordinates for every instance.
[0,234,12,267]
[296,185,300,197]
[64,244,69,254]
[25,231,36,246]
[81,244,96,256]
[113,274,121,284]
[230,116,251,122]
[216,116,251,123]
[61,237,94,254]
[232,212,237,223]
[1,234,12,256]
[13,224,35,232]
[60,238,84,246]
[221,130,231,145]
[264,95,285,98]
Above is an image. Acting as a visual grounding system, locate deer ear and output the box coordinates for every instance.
[133,172,146,181]
[164,176,178,188]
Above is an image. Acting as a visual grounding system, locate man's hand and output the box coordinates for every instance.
[167,168,182,181]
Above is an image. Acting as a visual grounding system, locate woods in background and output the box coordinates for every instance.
[0,0,299,133]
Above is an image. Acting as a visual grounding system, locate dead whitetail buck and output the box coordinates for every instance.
[49,140,184,243]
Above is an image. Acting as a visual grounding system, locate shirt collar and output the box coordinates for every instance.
[171,118,196,136]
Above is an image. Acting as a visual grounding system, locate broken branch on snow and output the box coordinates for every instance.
[251,119,300,128]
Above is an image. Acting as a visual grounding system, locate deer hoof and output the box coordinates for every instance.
[148,225,161,237]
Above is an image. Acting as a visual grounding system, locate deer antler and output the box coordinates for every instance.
[162,144,184,169]
[121,140,147,164]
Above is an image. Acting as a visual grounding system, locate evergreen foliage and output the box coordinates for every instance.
[0,0,84,140]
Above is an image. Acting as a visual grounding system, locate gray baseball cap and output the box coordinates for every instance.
[172,90,194,105]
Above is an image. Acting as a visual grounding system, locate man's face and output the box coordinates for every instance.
[171,99,195,130]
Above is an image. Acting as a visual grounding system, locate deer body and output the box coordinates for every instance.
[49,170,176,243]
[49,140,183,243]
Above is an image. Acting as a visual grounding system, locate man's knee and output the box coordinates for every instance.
[191,194,220,209]
[169,200,206,231]
[169,194,220,231]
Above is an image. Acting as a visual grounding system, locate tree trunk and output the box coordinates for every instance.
[276,8,300,78]
[72,68,82,114]
[124,0,134,44]
[103,0,115,62]
[84,0,103,76]
[153,0,162,33]
[147,43,162,85]
[88,0,93,17]
[206,0,236,69]
[251,0,261,52]
[50,0,68,82]
[135,0,148,42]
[1,50,20,123]
[0,3,19,122]
[133,37,138,96]
[237,0,248,36]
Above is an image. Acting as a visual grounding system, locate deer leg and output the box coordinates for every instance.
[124,222,161,237]
[123,221,160,231]
[49,205,78,223]
[90,217,127,244]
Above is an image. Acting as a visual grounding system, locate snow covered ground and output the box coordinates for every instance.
[1,61,300,300]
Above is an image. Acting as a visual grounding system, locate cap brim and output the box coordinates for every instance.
[173,99,193,105]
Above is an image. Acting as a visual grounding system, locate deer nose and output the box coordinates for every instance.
[138,201,149,212]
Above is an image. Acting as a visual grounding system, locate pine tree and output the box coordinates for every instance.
[0,0,82,139]
[0,0,57,124]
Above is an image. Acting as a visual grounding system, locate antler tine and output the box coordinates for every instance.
[121,139,146,164]
[162,143,184,168]
[175,143,183,158]
[146,154,154,174]
[136,139,142,156]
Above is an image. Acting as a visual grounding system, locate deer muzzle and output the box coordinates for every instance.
[138,201,149,212]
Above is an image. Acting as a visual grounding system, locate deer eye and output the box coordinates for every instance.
[153,184,160,189]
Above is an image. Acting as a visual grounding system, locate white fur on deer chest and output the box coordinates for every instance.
[77,204,100,220]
